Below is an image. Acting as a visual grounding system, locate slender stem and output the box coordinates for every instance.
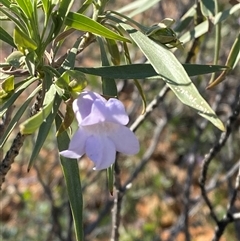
[106,10,148,33]
[199,86,240,240]
[209,0,221,83]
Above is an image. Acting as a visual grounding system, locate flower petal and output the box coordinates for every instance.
[59,127,88,158]
[82,98,129,126]
[73,91,106,124]
[105,98,129,125]
[85,135,116,170]
[98,137,116,170]
[85,135,103,166]
[81,99,107,125]
[109,125,139,155]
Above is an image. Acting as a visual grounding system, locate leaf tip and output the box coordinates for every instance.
[219,123,226,132]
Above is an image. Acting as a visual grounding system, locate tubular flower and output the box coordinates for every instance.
[60,91,139,170]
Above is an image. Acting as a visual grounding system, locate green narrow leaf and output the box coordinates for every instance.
[209,0,221,84]
[183,64,228,77]
[56,114,83,241]
[98,37,118,97]
[10,2,37,39]
[226,33,240,69]
[118,0,161,17]
[0,5,26,31]
[56,70,87,96]
[98,36,117,194]
[77,0,93,14]
[207,33,240,89]
[122,40,147,113]
[200,0,215,17]
[180,4,240,45]
[41,0,50,15]
[106,38,121,66]
[0,0,11,8]
[60,37,82,71]
[65,12,131,43]
[174,5,196,33]
[120,23,225,131]
[0,75,14,103]
[58,0,74,21]
[14,27,38,51]
[25,51,36,76]
[107,164,114,195]
[31,0,40,42]
[0,85,41,148]
[67,71,87,92]
[0,77,38,117]
[28,94,62,171]
[214,3,240,25]
[6,51,24,68]
[75,63,228,79]
[14,0,33,19]
[42,65,61,78]
[179,20,209,44]
[0,26,16,47]
[133,79,147,114]
[53,0,74,37]
[20,84,56,134]
[1,75,14,93]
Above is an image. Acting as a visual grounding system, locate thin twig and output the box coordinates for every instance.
[185,0,204,63]
[124,118,167,190]
[0,132,26,189]
[0,88,43,189]
[111,161,122,241]
[35,165,65,241]
[85,119,167,237]
[84,198,114,236]
[183,153,198,241]
[171,159,240,231]
[212,159,240,241]
[52,32,96,68]
[130,84,169,132]
[199,86,240,240]
[168,83,225,241]
[0,105,15,161]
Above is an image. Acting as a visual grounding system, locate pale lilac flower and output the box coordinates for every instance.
[60,91,139,170]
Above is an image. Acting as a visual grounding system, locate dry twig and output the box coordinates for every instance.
[199,86,240,241]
